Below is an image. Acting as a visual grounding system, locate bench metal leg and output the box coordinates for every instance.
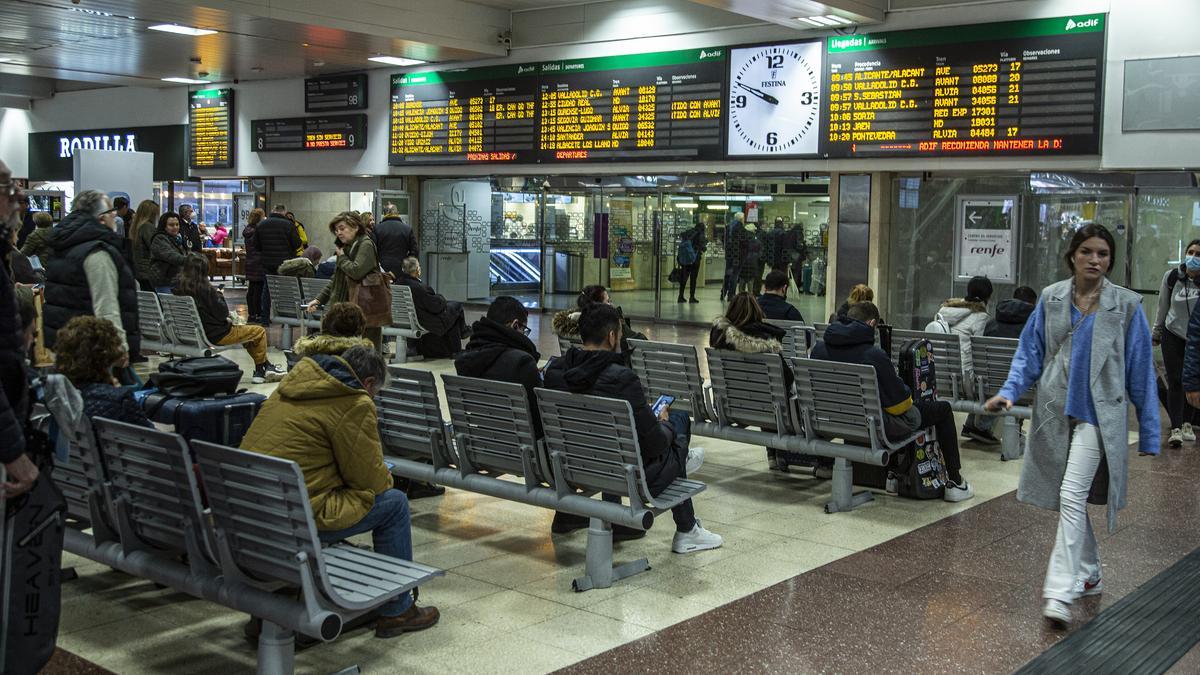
[572,518,650,592]
[256,620,296,675]
[391,339,408,365]
[1000,415,1023,461]
[281,325,293,349]
[825,458,875,514]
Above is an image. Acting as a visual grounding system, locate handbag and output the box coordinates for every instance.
[668,267,682,284]
[349,269,393,328]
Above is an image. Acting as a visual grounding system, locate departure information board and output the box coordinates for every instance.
[189,88,234,169]
[387,48,726,164]
[538,49,725,162]
[390,65,538,164]
[823,14,1105,157]
[252,114,368,152]
[305,74,368,112]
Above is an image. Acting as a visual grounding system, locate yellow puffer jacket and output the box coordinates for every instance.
[240,354,392,530]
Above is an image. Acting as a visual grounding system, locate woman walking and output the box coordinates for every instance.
[306,211,385,351]
[1152,238,1200,447]
[986,224,1159,627]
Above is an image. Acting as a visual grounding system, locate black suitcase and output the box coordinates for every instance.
[894,338,947,499]
[144,391,266,447]
[2,434,66,675]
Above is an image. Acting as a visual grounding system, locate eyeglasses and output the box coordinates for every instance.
[0,181,19,200]
[516,323,531,336]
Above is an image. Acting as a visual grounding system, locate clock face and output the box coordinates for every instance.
[727,42,823,156]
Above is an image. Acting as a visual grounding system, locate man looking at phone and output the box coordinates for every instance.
[543,303,722,554]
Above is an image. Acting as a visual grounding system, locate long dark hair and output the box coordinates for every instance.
[725,292,766,327]
[174,254,212,297]
[1063,223,1116,274]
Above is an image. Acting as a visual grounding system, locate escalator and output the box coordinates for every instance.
[490,247,542,291]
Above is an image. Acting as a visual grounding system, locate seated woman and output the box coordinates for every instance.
[173,255,285,384]
[53,315,152,427]
[552,284,646,356]
[149,211,188,294]
[293,302,374,359]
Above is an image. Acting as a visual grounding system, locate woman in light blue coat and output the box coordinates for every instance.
[986,223,1159,628]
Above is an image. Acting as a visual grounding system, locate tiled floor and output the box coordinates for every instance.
[47,298,1191,674]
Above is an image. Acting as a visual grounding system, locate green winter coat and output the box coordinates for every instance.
[315,234,379,306]
[20,225,54,261]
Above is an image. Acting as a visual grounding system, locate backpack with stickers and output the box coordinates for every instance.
[893,338,948,499]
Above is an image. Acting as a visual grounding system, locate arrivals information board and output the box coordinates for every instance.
[822,14,1105,157]
[189,88,234,169]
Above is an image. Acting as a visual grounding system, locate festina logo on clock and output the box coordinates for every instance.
[727,41,823,156]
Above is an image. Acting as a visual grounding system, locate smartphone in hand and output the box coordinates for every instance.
[651,394,675,418]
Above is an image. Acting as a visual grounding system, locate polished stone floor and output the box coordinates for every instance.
[44,299,1192,675]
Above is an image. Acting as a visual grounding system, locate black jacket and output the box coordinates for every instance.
[812,317,913,417]
[255,214,302,272]
[0,233,27,463]
[396,271,458,336]
[374,216,418,278]
[543,347,673,462]
[175,285,232,344]
[454,317,543,437]
[148,230,187,287]
[985,299,1035,339]
[242,221,264,281]
[80,382,153,428]
[180,218,204,253]
[763,226,787,267]
[42,210,140,353]
[757,293,804,322]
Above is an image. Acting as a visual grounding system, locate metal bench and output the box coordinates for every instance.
[557,335,583,356]
[381,284,426,364]
[888,329,971,401]
[706,348,800,435]
[442,374,549,484]
[628,339,714,423]
[157,294,238,358]
[376,365,454,466]
[790,357,927,513]
[767,320,816,360]
[38,376,115,540]
[535,388,706,591]
[194,440,444,674]
[299,277,330,331]
[969,335,1034,460]
[266,274,305,348]
[137,290,174,354]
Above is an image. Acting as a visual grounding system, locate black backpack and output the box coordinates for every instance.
[149,356,243,398]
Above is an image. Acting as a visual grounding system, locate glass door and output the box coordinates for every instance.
[541,182,605,314]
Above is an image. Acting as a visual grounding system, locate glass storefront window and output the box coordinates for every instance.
[1132,190,1200,294]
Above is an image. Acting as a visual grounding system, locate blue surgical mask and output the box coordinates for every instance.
[1186,256,1200,273]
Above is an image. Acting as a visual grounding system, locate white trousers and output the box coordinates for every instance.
[1043,423,1103,602]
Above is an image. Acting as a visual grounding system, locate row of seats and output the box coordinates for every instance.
[41,384,442,675]
[137,290,239,359]
[265,275,427,362]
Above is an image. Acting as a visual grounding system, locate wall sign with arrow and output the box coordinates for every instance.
[955,195,1018,283]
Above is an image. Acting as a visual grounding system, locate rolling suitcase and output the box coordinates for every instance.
[894,338,947,499]
[143,391,266,447]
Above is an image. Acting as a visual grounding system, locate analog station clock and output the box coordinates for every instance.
[726,41,823,156]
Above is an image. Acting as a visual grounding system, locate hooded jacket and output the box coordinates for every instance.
[292,333,374,359]
[543,347,672,461]
[756,293,804,322]
[0,238,26,463]
[985,299,1035,339]
[241,221,264,281]
[395,270,459,336]
[709,317,785,354]
[812,317,915,421]
[19,223,54,261]
[552,310,581,338]
[374,215,418,278]
[240,354,393,531]
[256,213,302,272]
[929,298,990,337]
[454,317,543,436]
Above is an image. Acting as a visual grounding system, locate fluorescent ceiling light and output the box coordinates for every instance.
[699,195,774,202]
[795,17,824,26]
[149,24,217,36]
[826,15,854,25]
[706,204,729,211]
[673,202,699,208]
[796,15,854,26]
[368,56,426,67]
[162,77,210,84]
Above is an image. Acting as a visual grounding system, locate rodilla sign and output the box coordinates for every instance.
[27,124,188,181]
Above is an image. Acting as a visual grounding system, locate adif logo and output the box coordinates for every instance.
[699,49,723,60]
[1065,17,1099,30]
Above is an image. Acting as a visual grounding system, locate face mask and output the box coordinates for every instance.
[1186,256,1200,273]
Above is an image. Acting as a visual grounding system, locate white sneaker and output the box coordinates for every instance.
[1043,598,1071,627]
[944,479,975,502]
[885,473,898,495]
[813,464,833,480]
[671,519,723,554]
[1184,423,1196,443]
[1169,428,1183,448]
[685,447,705,475]
[1073,573,1103,597]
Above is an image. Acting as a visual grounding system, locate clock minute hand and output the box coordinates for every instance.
[737,81,779,105]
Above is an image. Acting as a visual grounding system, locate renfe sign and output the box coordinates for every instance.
[27,125,188,181]
[954,195,1019,283]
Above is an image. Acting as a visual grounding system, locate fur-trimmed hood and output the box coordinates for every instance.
[292,333,375,359]
[709,317,784,354]
[552,310,581,337]
[934,298,991,337]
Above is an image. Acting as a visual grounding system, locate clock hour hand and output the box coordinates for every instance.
[736,81,779,105]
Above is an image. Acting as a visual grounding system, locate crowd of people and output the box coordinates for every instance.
[0,158,1181,668]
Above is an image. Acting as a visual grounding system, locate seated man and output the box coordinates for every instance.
[395,256,468,358]
[811,302,974,502]
[985,285,1038,338]
[454,296,542,435]
[240,345,440,637]
[756,270,804,322]
[542,303,722,553]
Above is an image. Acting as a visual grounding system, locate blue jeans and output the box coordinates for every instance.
[155,285,173,294]
[318,489,414,617]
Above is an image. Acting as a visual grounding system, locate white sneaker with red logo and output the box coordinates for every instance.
[1074,573,1103,597]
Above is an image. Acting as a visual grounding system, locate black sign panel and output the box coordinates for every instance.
[26,125,188,181]
[822,14,1106,158]
[252,115,368,152]
[305,74,368,112]
[189,88,235,169]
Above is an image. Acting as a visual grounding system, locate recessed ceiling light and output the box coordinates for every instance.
[162,77,210,84]
[368,56,426,67]
[795,17,823,26]
[149,24,217,36]
[796,14,854,27]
